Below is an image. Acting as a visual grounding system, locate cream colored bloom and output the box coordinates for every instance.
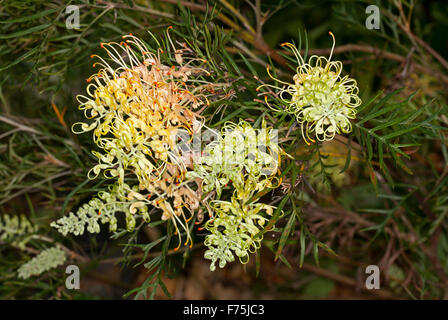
[259,32,361,144]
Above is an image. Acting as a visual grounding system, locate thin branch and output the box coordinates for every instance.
[96,0,175,18]
[158,0,288,68]
[301,44,448,86]
[218,0,256,35]
[385,7,448,72]
[99,243,204,265]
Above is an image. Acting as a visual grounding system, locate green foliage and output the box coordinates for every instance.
[354,89,441,183]
[51,182,150,236]
[1,0,448,300]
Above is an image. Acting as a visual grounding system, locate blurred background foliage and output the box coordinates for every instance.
[0,0,448,299]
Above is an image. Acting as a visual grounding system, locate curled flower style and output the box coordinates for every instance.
[203,197,274,271]
[73,32,209,186]
[258,32,362,144]
[53,30,218,250]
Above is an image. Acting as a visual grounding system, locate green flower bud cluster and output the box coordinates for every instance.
[17,247,66,279]
[51,183,150,236]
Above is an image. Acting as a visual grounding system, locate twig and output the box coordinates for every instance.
[301,44,448,86]
[0,170,74,206]
[99,243,204,264]
[0,115,42,135]
[158,0,288,68]
[300,262,398,299]
[32,235,90,264]
[384,6,448,72]
[96,0,175,19]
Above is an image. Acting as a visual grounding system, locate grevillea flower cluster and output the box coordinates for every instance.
[203,199,274,271]
[258,33,362,144]
[52,31,215,249]
[187,120,284,270]
[49,31,306,272]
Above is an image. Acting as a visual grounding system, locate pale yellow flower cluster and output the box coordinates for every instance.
[259,33,362,144]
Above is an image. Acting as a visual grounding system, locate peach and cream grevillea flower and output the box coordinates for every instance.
[52,31,212,250]
[258,32,362,144]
